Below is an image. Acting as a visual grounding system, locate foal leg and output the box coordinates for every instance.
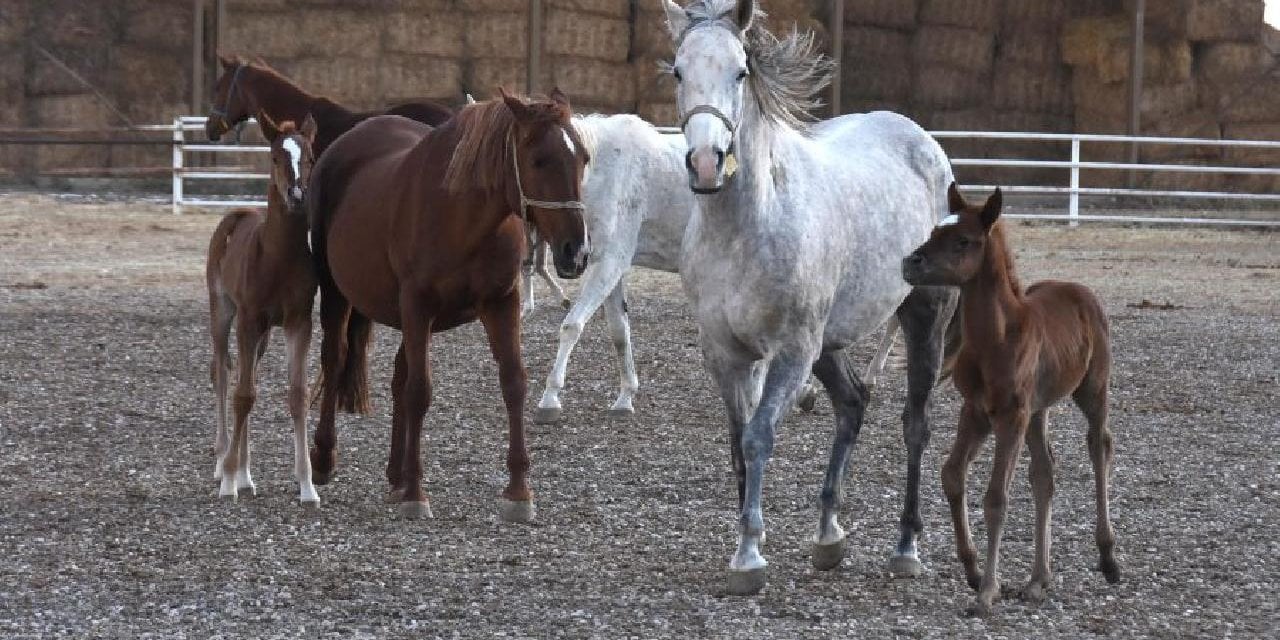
[809,349,870,570]
[942,402,991,591]
[971,409,1029,617]
[865,316,899,391]
[1023,411,1054,603]
[535,254,626,423]
[603,283,640,418]
[1076,379,1120,583]
[220,317,266,500]
[480,292,536,523]
[285,315,319,508]
[209,292,235,480]
[890,286,955,576]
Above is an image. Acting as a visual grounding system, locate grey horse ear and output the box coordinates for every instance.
[661,0,689,39]
[981,187,1003,231]
[735,0,755,31]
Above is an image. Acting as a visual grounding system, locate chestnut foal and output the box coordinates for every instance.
[902,185,1119,615]
[207,113,320,506]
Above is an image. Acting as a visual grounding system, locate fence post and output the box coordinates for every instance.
[172,117,184,215]
[1069,136,1080,227]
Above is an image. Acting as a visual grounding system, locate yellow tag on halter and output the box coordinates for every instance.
[724,152,738,178]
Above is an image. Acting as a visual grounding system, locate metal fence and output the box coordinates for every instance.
[168,116,1280,226]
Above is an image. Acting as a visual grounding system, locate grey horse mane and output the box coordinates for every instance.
[668,0,834,130]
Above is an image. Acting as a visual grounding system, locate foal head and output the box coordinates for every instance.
[902,184,1003,287]
[258,112,317,213]
[446,88,591,279]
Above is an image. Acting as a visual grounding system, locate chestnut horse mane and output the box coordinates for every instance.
[443,96,571,194]
[985,220,1023,298]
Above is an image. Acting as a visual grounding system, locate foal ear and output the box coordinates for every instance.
[256,110,280,142]
[661,0,689,39]
[735,0,756,32]
[299,113,318,144]
[218,54,237,70]
[549,87,571,110]
[947,181,966,213]
[981,188,1003,231]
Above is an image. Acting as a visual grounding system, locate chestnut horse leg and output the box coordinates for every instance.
[1076,373,1120,583]
[384,341,408,504]
[480,292,536,523]
[1023,410,1055,603]
[971,408,1029,617]
[285,314,319,508]
[220,316,267,500]
[311,289,350,485]
[942,402,991,591]
[209,292,235,480]
[396,299,433,519]
[809,348,870,571]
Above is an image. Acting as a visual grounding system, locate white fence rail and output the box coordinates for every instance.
[169,117,1280,225]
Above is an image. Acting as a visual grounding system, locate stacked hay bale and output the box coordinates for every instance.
[633,2,678,125]
[842,0,917,116]
[1062,0,1279,191]
[110,0,193,176]
[541,0,633,113]
[462,0,526,101]
[0,2,29,177]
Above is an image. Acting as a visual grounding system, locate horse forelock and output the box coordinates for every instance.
[674,0,833,131]
[444,97,577,195]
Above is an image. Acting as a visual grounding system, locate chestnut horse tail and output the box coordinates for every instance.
[306,165,373,415]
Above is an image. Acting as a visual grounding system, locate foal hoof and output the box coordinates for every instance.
[397,500,433,519]
[888,553,924,578]
[311,469,332,486]
[498,498,536,523]
[533,407,562,424]
[726,567,768,596]
[299,498,320,512]
[383,487,407,504]
[797,389,818,413]
[607,406,635,419]
[560,298,571,310]
[811,537,847,571]
[1020,580,1049,604]
[1099,558,1122,584]
[964,599,994,618]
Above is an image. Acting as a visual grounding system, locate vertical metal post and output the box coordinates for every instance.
[1069,137,1080,227]
[173,117,184,215]
[829,0,843,117]
[192,0,204,114]
[527,0,543,94]
[1127,0,1145,186]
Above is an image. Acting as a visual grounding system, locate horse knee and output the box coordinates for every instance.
[232,391,256,415]
[287,385,306,413]
[982,489,1006,514]
[742,435,773,463]
[559,319,584,340]
[941,461,965,501]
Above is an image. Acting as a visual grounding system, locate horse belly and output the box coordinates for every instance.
[327,204,402,328]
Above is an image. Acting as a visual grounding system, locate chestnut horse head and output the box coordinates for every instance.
[254,112,317,213]
[207,55,256,141]
[445,87,591,278]
[902,183,1004,288]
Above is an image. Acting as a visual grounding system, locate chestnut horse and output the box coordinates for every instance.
[205,55,454,155]
[207,113,319,506]
[902,185,1119,616]
[307,89,590,522]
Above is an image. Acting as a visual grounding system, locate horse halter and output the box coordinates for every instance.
[507,131,585,219]
[679,104,739,177]
[209,64,247,124]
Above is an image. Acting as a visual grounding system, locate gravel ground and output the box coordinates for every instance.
[1,193,1277,638]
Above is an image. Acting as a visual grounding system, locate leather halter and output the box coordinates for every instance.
[209,64,246,120]
[679,104,739,177]
[508,131,585,219]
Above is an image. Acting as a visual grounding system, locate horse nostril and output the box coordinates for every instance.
[714,149,725,170]
[685,150,695,172]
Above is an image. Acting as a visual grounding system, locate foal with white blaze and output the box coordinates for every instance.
[664,0,958,594]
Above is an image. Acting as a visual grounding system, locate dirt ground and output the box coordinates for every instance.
[1,192,1277,638]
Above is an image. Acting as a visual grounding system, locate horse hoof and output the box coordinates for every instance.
[498,498,536,523]
[300,499,320,512]
[797,391,817,413]
[607,407,634,419]
[397,500,433,519]
[726,567,768,596]
[811,537,846,571]
[383,487,407,504]
[1020,581,1049,604]
[964,600,994,618]
[1099,558,1122,584]
[311,470,332,486]
[888,553,923,578]
[533,407,561,424]
[560,299,571,310]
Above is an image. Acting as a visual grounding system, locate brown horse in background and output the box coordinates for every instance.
[205,55,454,155]
[307,89,590,522]
[207,113,320,507]
[902,185,1119,616]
